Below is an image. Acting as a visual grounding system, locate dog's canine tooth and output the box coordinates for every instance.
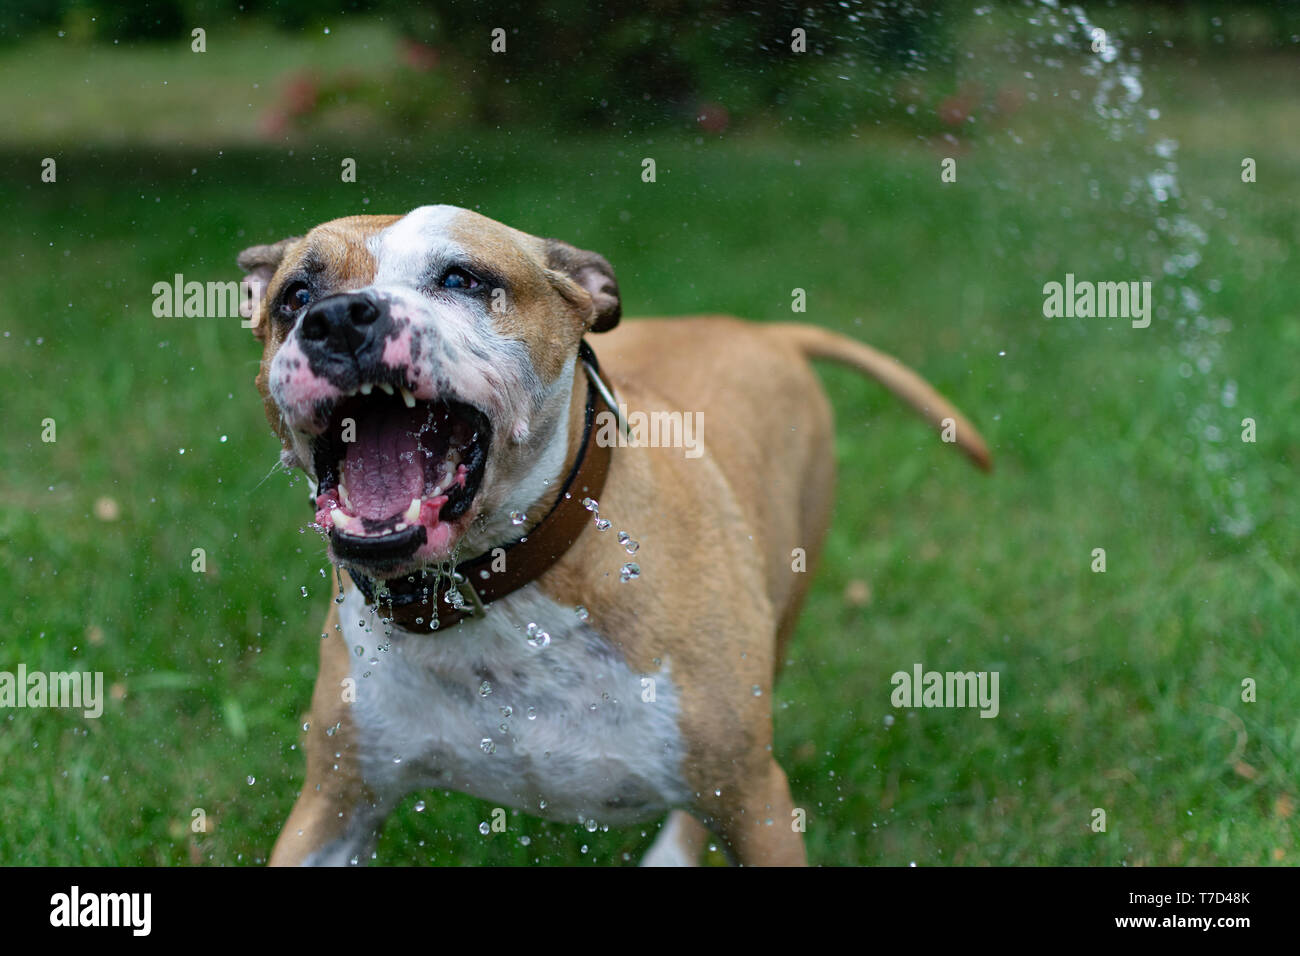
[404,497,421,523]
[430,464,455,497]
[360,383,373,396]
[332,511,359,533]
[400,386,416,408]
[378,383,394,396]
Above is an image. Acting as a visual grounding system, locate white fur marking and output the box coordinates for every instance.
[640,811,703,867]
[340,584,691,827]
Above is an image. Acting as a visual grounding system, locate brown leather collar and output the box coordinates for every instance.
[348,341,613,633]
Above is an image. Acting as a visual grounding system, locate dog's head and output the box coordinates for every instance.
[238,205,620,579]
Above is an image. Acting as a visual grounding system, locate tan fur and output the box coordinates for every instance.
[533,318,855,863]
[269,587,376,866]
[246,212,989,867]
[251,216,400,442]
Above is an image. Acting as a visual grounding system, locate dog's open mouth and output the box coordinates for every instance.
[309,385,491,571]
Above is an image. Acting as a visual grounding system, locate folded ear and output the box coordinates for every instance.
[237,236,300,335]
[544,239,621,333]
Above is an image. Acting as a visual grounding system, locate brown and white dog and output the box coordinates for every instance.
[238,204,990,866]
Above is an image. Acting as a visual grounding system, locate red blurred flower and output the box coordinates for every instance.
[258,108,289,140]
[283,71,319,117]
[696,102,729,133]
[937,94,974,126]
[401,38,440,72]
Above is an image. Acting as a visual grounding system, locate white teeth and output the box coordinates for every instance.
[332,511,359,533]
[400,386,416,408]
[378,383,394,396]
[360,383,373,396]
[430,453,462,496]
[405,497,421,523]
[395,522,408,532]
[339,476,352,510]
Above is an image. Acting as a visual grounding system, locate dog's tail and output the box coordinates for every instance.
[767,322,992,472]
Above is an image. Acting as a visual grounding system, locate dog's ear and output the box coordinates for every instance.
[543,239,621,333]
[237,236,300,337]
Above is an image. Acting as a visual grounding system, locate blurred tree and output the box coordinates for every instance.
[3,1,1292,131]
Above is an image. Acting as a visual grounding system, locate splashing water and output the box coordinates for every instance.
[1031,1,1254,536]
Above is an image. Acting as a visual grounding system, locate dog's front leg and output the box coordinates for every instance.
[270,599,388,866]
[711,758,808,867]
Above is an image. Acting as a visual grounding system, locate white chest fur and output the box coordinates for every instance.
[338,584,692,827]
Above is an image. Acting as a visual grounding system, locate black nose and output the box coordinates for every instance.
[300,293,381,359]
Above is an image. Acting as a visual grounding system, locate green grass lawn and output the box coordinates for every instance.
[0,19,1297,866]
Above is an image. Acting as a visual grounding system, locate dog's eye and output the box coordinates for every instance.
[441,268,480,291]
[279,282,312,319]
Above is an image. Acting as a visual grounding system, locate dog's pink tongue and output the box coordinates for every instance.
[342,404,424,520]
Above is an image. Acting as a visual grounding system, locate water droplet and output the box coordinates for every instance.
[584,818,599,832]
[480,737,496,754]
[500,705,512,718]
[478,680,492,697]
[594,517,611,531]
[510,510,526,525]
[526,706,537,720]
[519,835,531,846]
[246,775,255,785]
[479,821,491,835]
[752,685,762,696]
[582,497,599,512]
[883,714,895,728]
[574,605,589,621]
[619,563,640,582]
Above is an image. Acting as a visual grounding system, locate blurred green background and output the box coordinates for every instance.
[0,1,1297,865]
